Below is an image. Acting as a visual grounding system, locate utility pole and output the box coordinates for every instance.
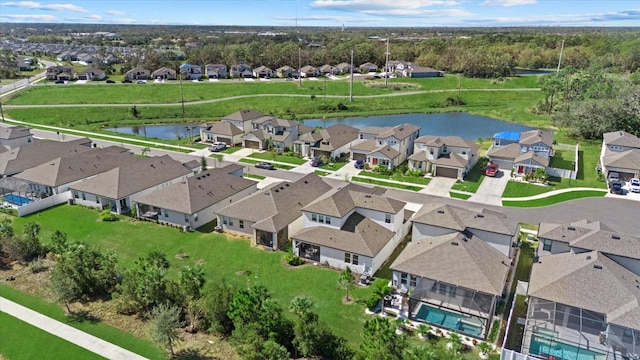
[324,76,327,102]
[557,39,565,73]
[0,101,4,122]
[384,37,390,88]
[298,48,302,87]
[349,50,354,103]
[179,68,185,115]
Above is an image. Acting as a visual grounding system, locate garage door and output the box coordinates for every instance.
[617,172,635,181]
[435,166,458,178]
[352,153,367,161]
[244,140,261,149]
[490,158,513,170]
[217,137,232,145]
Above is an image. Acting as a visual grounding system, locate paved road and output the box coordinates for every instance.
[0,296,147,360]
[0,60,54,95]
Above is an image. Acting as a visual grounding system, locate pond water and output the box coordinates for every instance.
[106,113,536,140]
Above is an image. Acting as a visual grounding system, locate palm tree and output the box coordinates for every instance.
[337,267,354,302]
[477,341,493,359]
[417,323,432,339]
[448,332,463,354]
[289,295,313,318]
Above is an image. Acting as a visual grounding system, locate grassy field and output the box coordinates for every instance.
[10,205,377,347]
[247,152,307,165]
[351,176,423,191]
[451,162,486,193]
[221,146,242,154]
[0,312,104,360]
[502,181,557,197]
[238,158,295,170]
[502,190,607,207]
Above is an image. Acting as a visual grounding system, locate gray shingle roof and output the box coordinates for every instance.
[0,138,93,176]
[222,109,265,123]
[528,251,640,329]
[292,212,395,257]
[351,138,378,152]
[372,145,401,160]
[217,173,332,233]
[519,130,553,147]
[412,203,518,236]
[415,135,479,151]
[391,233,510,295]
[602,149,640,170]
[487,143,521,160]
[514,151,550,167]
[200,122,243,137]
[377,123,421,141]
[134,165,256,214]
[603,131,640,148]
[315,124,359,151]
[432,152,468,168]
[303,183,403,218]
[0,125,31,140]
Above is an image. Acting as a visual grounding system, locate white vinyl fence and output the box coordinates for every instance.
[17,192,70,217]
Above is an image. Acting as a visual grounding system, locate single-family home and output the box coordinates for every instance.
[276,65,297,78]
[0,138,93,178]
[334,62,353,74]
[350,123,421,170]
[205,63,227,79]
[300,65,319,78]
[522,251,639,360]
[103,55,119,65]
[216,173,332,250]
[134,164,256,230]
[45,65,74,81]
[198,122,244,145]
[218,109,267,134]
[0,125,33,150]
[402,65,444,78]
[77,68,106,81]
[318,64,339,76]
[486,130,554,176]
[307,124,359,160]
[408,135,480,179]
[152,67,177,80]
[69,155,192,215]
[292,183,408,274]
[359,62,378,73]
[242,117,300,151]
[124,67,151,81]
[600,131,640,181]
[16,57,34,71]
[230,63,252,78]
[252,66,275,79]
[77,54,99,66]
[179,63,202,80]
[390,232,510,339]
[292,130,324,158]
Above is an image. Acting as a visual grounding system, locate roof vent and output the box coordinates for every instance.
[264,191,270,195]
[274,189,279,193]
[285,183,290,187]
[304,180,308,184]
[280,186,284,190]
[567,226,576,231]
[463,237,469,242]
[196,176,201,180]
[612,235,621,240]
[586,256,591,260]
[476,214,484,218]
[365,194,372,198]
[437,210,445,214]
[451,241,459,246]
[593,264,603,270]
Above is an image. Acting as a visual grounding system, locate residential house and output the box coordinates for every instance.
[522,251,640,360]
[350,123,421,170]
[334,62,353,74]
[77,53,98,65]
[242,117,300,151]
[179,63,202,80]
[318,64,339,76]
[45,65,74,81]
[600,131,640,181]
[292,183,408,274]
[205,63,227,79]
[134,164,256,230]
[152,67,177,80]
[300,65,319,78]
[308,124,359,160]
[124,67,151,81]
[0,125,33,150]
[292,130,324,158]
[70,155,192,215]
[218,109,267,134]
[252,66,275,79]
[12,146,131,197]
[390,232,510,339]
[359,62,378,73]
[230,63,253,78]
[276,65,297,78]
[402,65,444,78]
[198,122,244,145]
[103,55,119,65]
[0,138,93,178]
[77,68,106,81]
[486,130,554,175]
[408,135,480,179]
[16,57,33,71]
[216,173,332,250]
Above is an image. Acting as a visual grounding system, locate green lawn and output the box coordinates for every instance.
[351,176,423,191]
[319,160,348,171]
[549,148,575,170]
[314,170,331,176]
[0,284,164,359]
[10,205,377,346]
[243,173,266,180]
[502,190,607,207]
[238,158,295,170]
[357,171,431,185]
[247,152,307,165]
[451,162,486,193]
[0,312,104,360]
[449,192,472,200]
[502,181,556,198]
[221,146,242,154]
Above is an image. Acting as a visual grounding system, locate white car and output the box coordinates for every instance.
[629,178,640,193]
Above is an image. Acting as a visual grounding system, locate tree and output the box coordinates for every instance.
[200,156,207,172]
[204,279,235,336]
[179,265,205,332]
[0,218,14,240]
[141,147,150,157]
[49,268,81,313]
[148,303,184,356]
[337,267,354,302]
[131,105,141,119]
[355,317,405,360]
[116,255,171,314]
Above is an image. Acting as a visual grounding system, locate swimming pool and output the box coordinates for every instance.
[3,194,33,206]
[529,335,606,360]
[415,304,484,338]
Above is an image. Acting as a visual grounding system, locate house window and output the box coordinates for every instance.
[352,254,359,266]
[542,240,552,251]
[359,134,364,139]
[96,197,100,204]
[430,148,434,155]
[344,253,351,263]
[74,191,79,199]
[385,214,391,224]
[443,146,448,153]
[325,216,331,225]
[164,210,169,218]
[410,275,417,287]
[239,220,244,229]
[318,215,324,224]
[311,213,317,222]
[185,217,189,223]
[229,218,234,226]
[449,286,457,298]
[81,192,86,201]
[222,216,228,225]
[400,272,408,285]
[439,283,447,295]
[462,151,466,155]
[194,214,198,222]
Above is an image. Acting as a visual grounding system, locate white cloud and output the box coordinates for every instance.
[1,1,88,12]
[480,0,537,7]
[85,14,102,20]
[362,8,471,17]
[0,13,58,21]
[106,10,126,16]
[312,0,460,10]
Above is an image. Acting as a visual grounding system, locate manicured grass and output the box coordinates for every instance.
[238,158,295,170]
[451,162,486,193]
[357,171,431,185]
[221,146,242,154]
[11,205,377,346]
[0,284,164,359]
[504,295,528,351]
[502,180,556,197]
[243,173,266,180]
[549,148,575,170]
[0,312,103,360]
[449,192,471,200]
[351,176,422,191]
[319,160,348,171]
[502,190,606,208]
[373,234,411,280]
[519,223,539,231]
[209,153,223,161]
[314,170,330,176]
[247,152,307,165]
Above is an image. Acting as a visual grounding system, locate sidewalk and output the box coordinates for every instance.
[0,296,147,360]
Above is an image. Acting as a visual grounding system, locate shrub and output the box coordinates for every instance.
[284,253,302,266]
[100,204,119,222]
[337,103,348,111]
[495,299,506,315]
[372,165,392,176]
[29,257,47,273]
[444,96,466,106]
[404,169,423,177]
[365,295,380,310]
[488,319,501,342]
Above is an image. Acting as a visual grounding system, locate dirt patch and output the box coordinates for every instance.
[195,259,205,265]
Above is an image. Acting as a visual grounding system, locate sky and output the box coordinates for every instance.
[0,0,639,27]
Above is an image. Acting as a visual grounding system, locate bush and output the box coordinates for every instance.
[366,295,380,310]
[285,253,302,266]
[337,103,348,111]
[488,319,501,342]
[100,205,119,222]
[29,257,47,273]
[495,299,506,315]
[404,169,423,177]
[372,165,392,176]
[444,96,466,106]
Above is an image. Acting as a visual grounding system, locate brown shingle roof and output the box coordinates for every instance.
[200,122,243,137]
[603,131,640,148]
[415,135,479,152]
[486,143,521,160]
[519,130,553,147]
[602,149,640,170]
[0,125,31,140]
[412,203,518,236]
[351,138,378,152]
[314,124,359,151]
[378,123,421,141]
[303,183,403,218]
[222,109,266,123]
[432,153,468,168]
[514,151,549,167]
[0,138,93,176]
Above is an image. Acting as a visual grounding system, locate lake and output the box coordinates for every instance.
[106,113,536,140]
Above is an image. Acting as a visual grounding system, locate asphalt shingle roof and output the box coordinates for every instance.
[303,183,403,218]
[412,203,518,236]
[0,138,93,176]
[603,131,640,148]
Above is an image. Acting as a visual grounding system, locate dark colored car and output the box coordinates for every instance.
[255,162,276,170]
[609,181,624,195]
[354,160,364,169]
[54,80,65,84]
[310,157,322,167]
[106,80,115,83]
[122,79,132,83]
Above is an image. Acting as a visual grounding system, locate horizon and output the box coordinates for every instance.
[0,0,639,28]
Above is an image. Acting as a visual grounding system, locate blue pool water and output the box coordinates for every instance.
[415,304,483,338]
[4,194,32,206]
[529,336,606,360]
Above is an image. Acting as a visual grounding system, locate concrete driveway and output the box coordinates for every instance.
[420,177,456,197]
[468,172,510,206]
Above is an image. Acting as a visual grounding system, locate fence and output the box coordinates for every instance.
[501,348,539,360]
[547,143,579,180]
[17,192,70,217]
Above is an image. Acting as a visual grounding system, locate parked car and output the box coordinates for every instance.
[122,79,132,83]
[607,171,620,183]
[106,80,115,83]
[629,178,640,193]
[255,162,275,170]
[310,157,322,167]
[609,181,624,195]
[485,163,499,177]
[354,160,364,169]
[54,80,65,84]
[208,142,226,152]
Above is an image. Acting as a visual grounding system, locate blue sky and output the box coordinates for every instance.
[1,0,639,27]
